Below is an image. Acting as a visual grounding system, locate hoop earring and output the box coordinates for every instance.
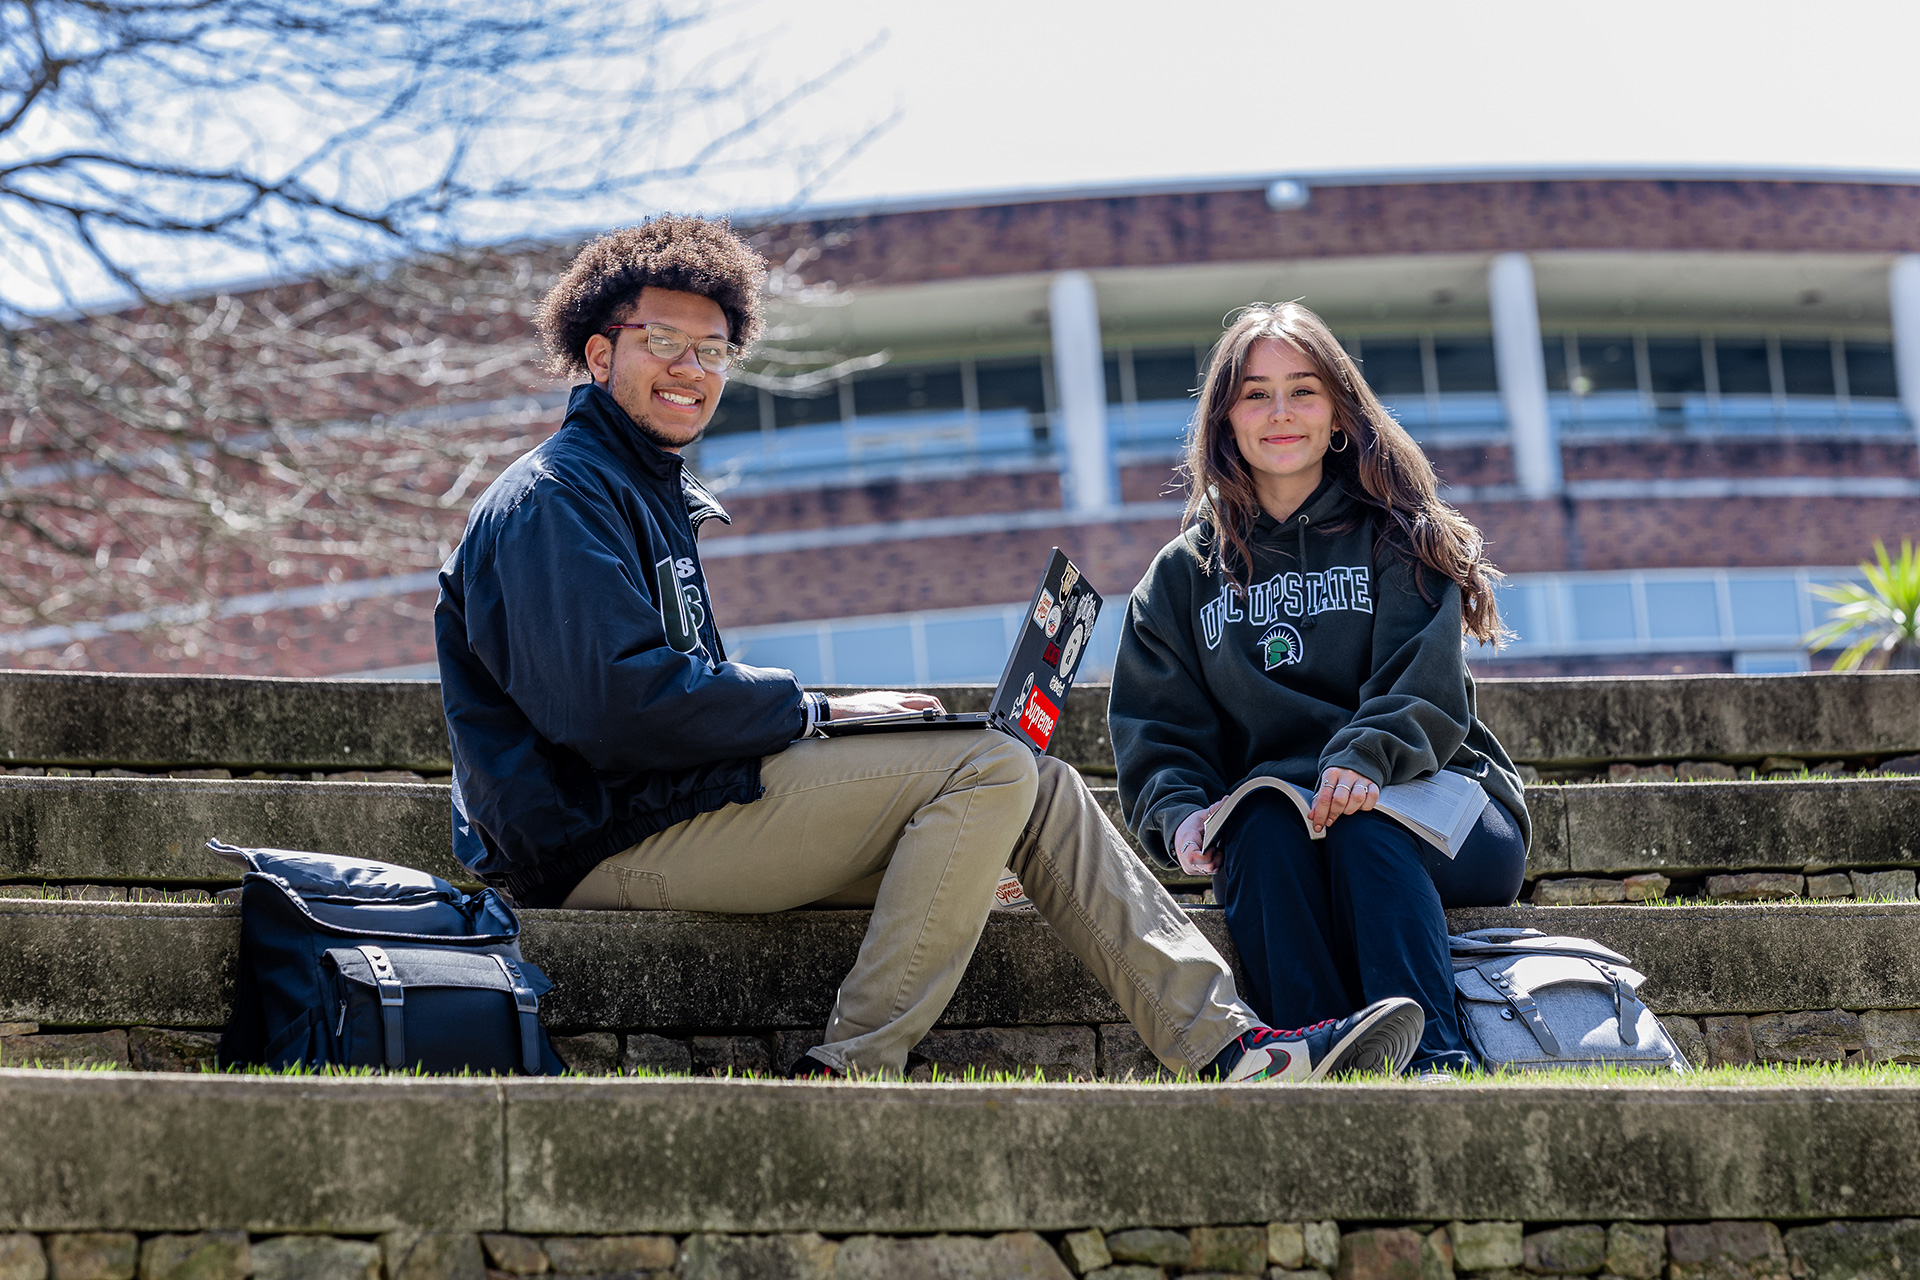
[1328,429,1351,454]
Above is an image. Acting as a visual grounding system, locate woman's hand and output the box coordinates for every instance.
[1172,799,1226,875]
[1308,767,1380,832]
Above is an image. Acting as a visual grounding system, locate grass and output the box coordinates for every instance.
[12,1059,1916,1086]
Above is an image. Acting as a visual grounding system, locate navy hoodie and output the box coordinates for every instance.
[1109,475,1529,867]
[435,383,808,905]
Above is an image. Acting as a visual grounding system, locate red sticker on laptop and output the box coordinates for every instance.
[1018,687,1061,749]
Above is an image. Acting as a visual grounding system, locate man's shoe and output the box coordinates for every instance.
[1224,997,1425,1082]
[784,1052,844,1080]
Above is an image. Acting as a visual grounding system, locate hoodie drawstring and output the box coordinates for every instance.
[1294,513,1316,630]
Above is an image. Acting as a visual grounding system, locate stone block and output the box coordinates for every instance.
[1706,873,1803,902]
[1659,1017,1707,1068]
[690,1035,772,1077]
[126,1027,219,1073]
[45,1234,136,1280]
[677,1233,837,1280]
[1097,1023,1170,1081]
[1085,1269,1162,1280]
[1622,874,1670,902]
[1806,874,1854,899]
[1107,1230,1191,1267]
[1783,1218,1920,1280]
[1882,754,1920,775]
[913,1026,1096,1081]
[1532,878,1626,906]
[1423,1228,1454,1280]
[1676,761,1738,781]
[1704,1016,1755,1067]
[1060,1230,1111,1275]
[0,1235,46,1280]
[1269,1225,1306,1270]
[1306,1224,1341,1271]
[0,1023,36,1037]
[1274,1271,1332,1280]
[549,1034,621,1075]
[1604,1224,1664,1280]
[250,1237,380,1280]
[136,1232,248,1280]
[623,1033,693,1075]
[1851,870,1919,902]
[1861,1009,1920,1063]
[832,1233,1071,1279]
[381,1232,486,1280]
[1338,1229,1425,1280]
[1666,1223,1787,1280]
[0,1030,128,1069]
[1193,1227,1268,1272]
[539,1237,675,1274]
[1749,1009,1866,1063]
[1523,1225,1607,1274]
[478,1236,548,1275]
[1448,1222,1522,1272]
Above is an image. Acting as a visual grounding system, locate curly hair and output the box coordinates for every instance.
[535,216,768,378]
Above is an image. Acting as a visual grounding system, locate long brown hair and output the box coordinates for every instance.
[1182,302,1508,645]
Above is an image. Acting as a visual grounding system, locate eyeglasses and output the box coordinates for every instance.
[603,323,738,374]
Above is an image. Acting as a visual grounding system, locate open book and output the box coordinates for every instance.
[1201,770,1488,859]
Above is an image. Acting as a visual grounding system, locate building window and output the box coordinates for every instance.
[1846,343,1899,400]
[1430,337,1499,393]
[853,367,965,417]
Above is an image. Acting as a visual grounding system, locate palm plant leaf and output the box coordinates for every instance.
[1806,540,1920,670]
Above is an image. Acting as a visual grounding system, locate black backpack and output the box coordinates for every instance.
[211,840,566,1075]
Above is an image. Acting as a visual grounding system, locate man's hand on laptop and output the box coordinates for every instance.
[828,691,947,720]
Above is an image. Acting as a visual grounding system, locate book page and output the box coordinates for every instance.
[1199,770,1487,858]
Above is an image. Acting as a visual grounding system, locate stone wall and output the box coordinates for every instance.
[2,1217,1915,1280]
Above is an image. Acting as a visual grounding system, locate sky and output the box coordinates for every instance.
[726,0,1920,211]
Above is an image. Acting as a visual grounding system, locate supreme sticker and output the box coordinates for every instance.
[1018,687,1061,749]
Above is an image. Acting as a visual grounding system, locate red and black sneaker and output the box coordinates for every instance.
[1224,998,1424,1082]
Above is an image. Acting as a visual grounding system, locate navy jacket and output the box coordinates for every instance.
[435,383,808,905]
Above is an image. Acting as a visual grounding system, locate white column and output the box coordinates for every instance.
[1890,255,1920,444]
[1488,252,1563,499]
[1048,270,1113,511]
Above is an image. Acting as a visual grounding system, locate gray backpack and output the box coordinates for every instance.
[1450,928,1689,1072]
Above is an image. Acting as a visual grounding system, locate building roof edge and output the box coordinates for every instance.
[750,164,1920,225]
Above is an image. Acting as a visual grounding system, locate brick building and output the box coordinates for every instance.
[11,168,1920,679]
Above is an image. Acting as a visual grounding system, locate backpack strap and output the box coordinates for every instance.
[1593,959,1643,1045]
[493,953,543,1076]
[1480,962,1562,1056]
[358,945,407,1070]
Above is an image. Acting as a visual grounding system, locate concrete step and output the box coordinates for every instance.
[6,897,1918,1032]
[2,669,1917,773]
[6,774,1920,892]
[4,1069,1919,1234]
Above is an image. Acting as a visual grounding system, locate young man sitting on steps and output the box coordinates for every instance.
[433,215,1422,1081]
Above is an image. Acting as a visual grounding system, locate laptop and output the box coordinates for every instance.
[817,548,1102,755]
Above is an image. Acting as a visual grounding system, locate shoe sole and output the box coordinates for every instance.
[1308,997,1425,1081]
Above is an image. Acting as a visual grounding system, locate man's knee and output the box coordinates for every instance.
[960,733,1040,808]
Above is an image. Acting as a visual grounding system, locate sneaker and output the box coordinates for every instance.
[1223,997,1425,1082]
[784,1052,844,1080]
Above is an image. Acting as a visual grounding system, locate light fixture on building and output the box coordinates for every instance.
[1265,178,1310,211]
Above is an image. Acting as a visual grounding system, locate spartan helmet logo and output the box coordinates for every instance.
[1258,623,1304,670]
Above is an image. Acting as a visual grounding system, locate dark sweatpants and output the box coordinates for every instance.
[1213,791,1528,1069]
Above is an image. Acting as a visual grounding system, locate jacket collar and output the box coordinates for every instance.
[564,382,732,528]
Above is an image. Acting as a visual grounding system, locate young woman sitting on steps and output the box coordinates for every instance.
[1110,302,1532,1073]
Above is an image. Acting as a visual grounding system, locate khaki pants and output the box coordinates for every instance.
[561,729,1255,1075]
